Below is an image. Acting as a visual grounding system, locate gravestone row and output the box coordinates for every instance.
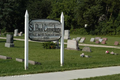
[0,56,41,65]
[72,37,86,43]
[90,37,108,44]
[14,29,23,37]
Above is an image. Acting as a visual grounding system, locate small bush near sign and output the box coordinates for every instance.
[42,42,56,49]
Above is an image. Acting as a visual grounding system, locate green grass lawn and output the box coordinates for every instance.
[75,74,120,80]
[0,38,120,76]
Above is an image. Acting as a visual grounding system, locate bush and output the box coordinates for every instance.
[42,42,56,49]
[1,32,13,36]
[70,28,88,35]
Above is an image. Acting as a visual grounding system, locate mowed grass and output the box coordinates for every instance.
[0,39,120,76]
[75,74,120,80]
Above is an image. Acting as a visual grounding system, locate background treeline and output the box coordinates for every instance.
[0,0,120,35]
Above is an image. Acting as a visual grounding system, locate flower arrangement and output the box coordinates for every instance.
[105,51,109,54]
[80,53,85,57]
[110,51,114,55]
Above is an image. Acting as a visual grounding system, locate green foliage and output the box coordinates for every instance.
[70,28,88,35]
[48,0,77,30]
[1,0,120,35]
[0,0,26,32]
[27,0,51,19]
[42,42,56,49]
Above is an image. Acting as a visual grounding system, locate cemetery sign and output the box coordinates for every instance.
[29,19,61,41]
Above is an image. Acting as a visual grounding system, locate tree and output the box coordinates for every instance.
[27,0,51,19]
[0,0,27,32]
[48,0,77,29]
[75,0,104,34]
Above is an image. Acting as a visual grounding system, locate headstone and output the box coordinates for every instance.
[18,32,23,36]
[80,38,85,43]
[16,58,24,62]
[0,55,12,60]
[66,40,79,50]
[28,60,41,65]
[114,41,119,45]
[99,39,103,42]
[72,38,76,40]
[102,38,108,41]
[95,37,101,40]
[82,37,86,40]
[82,47,91,52]
[64,30,70,39]
[5,34,14,47]
[76,37,81,42]
[90,38,95,42]
[101,41,106,44]
[14,29,18,36]
[80,39,84,43]
[95,41,100,44]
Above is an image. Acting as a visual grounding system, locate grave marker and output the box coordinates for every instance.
[5,34,14,47]
[95,41,100,44]
[72,38,76,40]
[82,47,91,52]
[80,38,85,43]
[14,29,18,36]
[95,37,101,40]
[101,41,106,44]
[66,40,79,50]
[102,38,108,41]
[99,39,103,42]
[19,32,23,36]
[0,55,12,60]
[16,58,24,62]
[114,41,119,45]
[80,39,84,43]
[28,60,41,65]
[76,37,81,42]
[64,30,70,39]
[90,38,95,42]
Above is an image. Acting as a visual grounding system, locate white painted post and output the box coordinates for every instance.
[24,10,29,70]
[60,12,64,66]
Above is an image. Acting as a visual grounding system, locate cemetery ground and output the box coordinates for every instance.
[0,35,120,77]
[66,34,120,46]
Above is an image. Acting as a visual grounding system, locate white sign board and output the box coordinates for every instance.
[29,19,61,41]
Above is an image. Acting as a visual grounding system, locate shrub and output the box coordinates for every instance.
[42,42,56,49]
[70,28,88,35]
